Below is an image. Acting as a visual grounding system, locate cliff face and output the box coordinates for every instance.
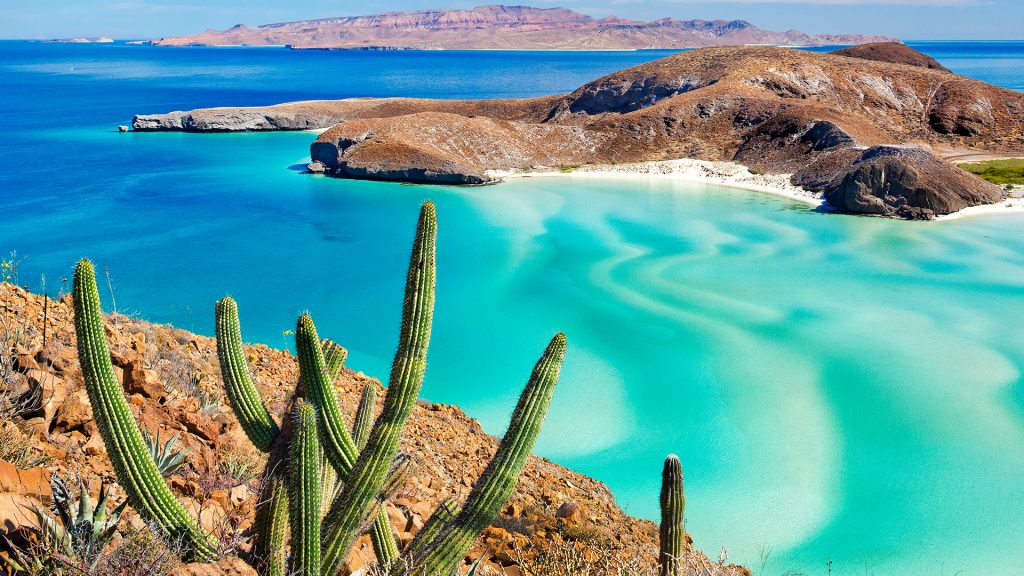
[150,4,893,49]
[0,284,746,575]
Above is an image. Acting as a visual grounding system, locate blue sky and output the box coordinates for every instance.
[2,0,1020,41]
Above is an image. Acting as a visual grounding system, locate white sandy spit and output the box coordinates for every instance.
[488,158,825,207]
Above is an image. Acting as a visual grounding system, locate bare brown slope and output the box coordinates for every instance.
[833,41,950,72]
[150,4,892,49]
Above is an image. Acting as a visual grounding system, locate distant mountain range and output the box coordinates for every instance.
[150,4,894,50]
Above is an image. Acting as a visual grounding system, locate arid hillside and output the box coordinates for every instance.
[150,4,891,50]
[0,283,745,575]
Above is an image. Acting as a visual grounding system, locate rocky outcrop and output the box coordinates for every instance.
[803,146,1003,218]
[136,45,1024,218]
[133,96,560,132]
[833,42,951,72]
[1,283,746,575]
[310,112,606,183]
[149,5,893,50]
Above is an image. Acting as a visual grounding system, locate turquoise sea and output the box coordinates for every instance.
[2,41,1023,575]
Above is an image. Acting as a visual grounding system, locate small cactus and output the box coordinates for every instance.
[659,454,686,576]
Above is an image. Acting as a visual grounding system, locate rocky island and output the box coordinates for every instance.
[150,4,892,50]
[133,43,1024,219]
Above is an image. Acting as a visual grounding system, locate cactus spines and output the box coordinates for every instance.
[322,339,347,383]
[352,383,377,451]
[370,506,401,569]
[406,499,459,559]
[659,454,685,576]
[215,297,280,452]
[289,400,322,576]
[407,333,566,576]
[255,474,290,576]
[72,259,220,562]
[320,201,437,576]
[296,313,360,475]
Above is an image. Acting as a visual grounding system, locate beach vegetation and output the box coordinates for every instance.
[960,159,1024,185]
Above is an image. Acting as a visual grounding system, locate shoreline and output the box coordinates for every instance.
[488,159,1024,221]
[489,159,828,209]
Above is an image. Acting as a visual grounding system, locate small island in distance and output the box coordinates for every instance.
[147,4,894,50]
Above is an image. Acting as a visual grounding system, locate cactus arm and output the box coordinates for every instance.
[289,400,322,576]
[215,297,280,452]
[296,314,361,475]
[405,499,459,559]
[322,339,348,383]
[659,454,686,576]
[352,383,377,451]
[407,333,566,576]
[320,201,437,576]
[72,260,220,562]
[253,472,289,576]
[370,507,400,568]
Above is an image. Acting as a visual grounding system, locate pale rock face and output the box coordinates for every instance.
[149,5,893,50]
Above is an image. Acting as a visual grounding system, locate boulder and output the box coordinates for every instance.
[816,146,1003,218]
[123,360,166,401]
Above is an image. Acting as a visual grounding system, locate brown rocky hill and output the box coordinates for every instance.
[0,283,745,575]
[151,4,892,50]
[833,41,951,72]
[133,45,1022,218]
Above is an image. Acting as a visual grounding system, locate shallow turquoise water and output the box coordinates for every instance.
[2,42,1024,575]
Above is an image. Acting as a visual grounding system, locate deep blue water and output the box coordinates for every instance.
[2,41,1024,576]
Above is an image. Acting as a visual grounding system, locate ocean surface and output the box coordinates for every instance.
[2,41,1023,575]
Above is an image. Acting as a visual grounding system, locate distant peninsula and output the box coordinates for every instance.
[148,4,893,50]
[133,43,1024,219]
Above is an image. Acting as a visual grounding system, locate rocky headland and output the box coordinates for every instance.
[133,43,1024,219]
[150,4,891,50]
[0,283,745,575]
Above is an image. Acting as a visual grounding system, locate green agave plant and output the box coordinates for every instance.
[6,475,128,574]
[71,202,569,575]
[142,429,189,478]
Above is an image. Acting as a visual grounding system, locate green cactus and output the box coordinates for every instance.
[404,333,566,576]
[289,400,322,576]
[352,383,377,451]
[296,313,360,476]
[74,201,570,575]
[72,259,220,562]
[405,499,459,559]
[319,201,437,576]
[254,473,289,576]
[659,454,685,576]
[215,297,280,452]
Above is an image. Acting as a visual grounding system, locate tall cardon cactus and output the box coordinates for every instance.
[72,201,569,575]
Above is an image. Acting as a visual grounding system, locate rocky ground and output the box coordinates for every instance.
[0,283,746,576]
[133,44,1024,219]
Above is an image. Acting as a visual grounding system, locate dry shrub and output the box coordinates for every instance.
[512,540,652,576]
[92,523,183,576]
[218,441,267,484]
[0,422,47,469]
